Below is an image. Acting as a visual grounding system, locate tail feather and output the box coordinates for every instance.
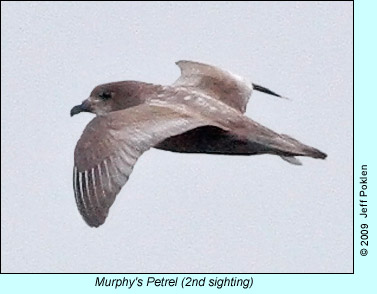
[281,134,327,159]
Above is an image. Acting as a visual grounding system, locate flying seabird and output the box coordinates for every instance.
[70,60,327,227]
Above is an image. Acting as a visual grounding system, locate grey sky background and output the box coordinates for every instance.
[1,2,352,273]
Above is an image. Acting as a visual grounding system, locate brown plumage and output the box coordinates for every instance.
[71,60,327,227]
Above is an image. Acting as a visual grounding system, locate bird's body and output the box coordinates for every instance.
[71,60,327,227]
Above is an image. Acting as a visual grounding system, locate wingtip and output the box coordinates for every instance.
[252,83,289,100]
[83,214,106,228]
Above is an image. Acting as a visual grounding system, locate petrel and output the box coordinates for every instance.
[71,60,327,227]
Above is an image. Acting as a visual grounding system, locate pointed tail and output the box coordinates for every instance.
[280,134,327,159]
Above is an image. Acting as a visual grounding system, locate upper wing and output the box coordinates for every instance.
[73,103,221,227]
[173,60,252,113]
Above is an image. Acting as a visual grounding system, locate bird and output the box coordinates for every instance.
[70,60,327,227]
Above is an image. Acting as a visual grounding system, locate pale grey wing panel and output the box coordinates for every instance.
[73,104,216,227]
[173,60,252,113]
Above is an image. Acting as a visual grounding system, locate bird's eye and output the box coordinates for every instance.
[99,91,111,100]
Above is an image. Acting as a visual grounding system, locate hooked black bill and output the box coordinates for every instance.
[70,102,91,117]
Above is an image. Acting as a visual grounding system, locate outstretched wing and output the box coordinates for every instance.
[173,60,253,113]
[73,103,221,227]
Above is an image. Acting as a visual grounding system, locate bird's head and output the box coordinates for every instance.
[70,81,151,117]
